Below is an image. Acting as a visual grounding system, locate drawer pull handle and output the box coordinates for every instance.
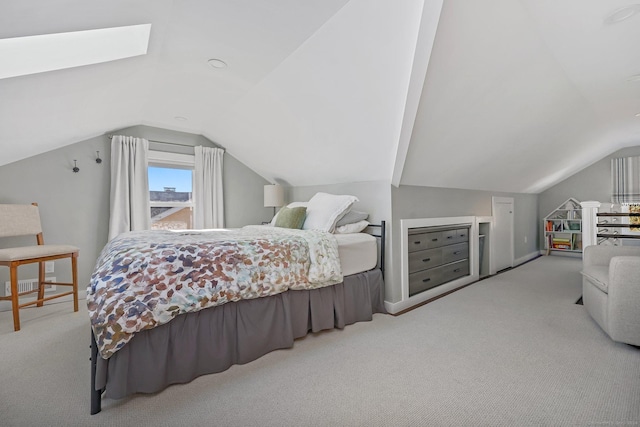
[422,278,431,283]
[453,268,461,273]
[431,238,438,242]
[453,251,460,255]
[422,258,431,262]
[447,236,453,239]
[414,241,421,245]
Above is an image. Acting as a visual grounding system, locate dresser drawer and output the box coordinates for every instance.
[408,231,443,252]
[440,259,469,283]
[440,227,469,245]
[442,229,457,245]
[409,268,443,296]
[406,224,471,298]
[441,242,468,264]
[453,228,469,243]
[408,247,443,273]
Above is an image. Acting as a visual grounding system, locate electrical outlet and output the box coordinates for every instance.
[45,261,54,273]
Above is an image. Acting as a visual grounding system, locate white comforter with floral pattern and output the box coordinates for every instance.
[87,226,342,359]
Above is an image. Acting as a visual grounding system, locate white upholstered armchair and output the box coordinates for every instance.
[581,245,640,346]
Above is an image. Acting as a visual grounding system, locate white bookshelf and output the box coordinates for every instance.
[544,198,582,255]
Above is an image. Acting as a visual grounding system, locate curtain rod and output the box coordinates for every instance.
[107,135,224,150]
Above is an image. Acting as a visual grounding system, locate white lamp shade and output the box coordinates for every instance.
[264,184,284,208]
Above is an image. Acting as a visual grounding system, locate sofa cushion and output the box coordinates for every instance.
[581,266,609,293]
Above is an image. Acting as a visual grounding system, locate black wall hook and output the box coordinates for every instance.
[73,160,80,173]
[96,151,102,164]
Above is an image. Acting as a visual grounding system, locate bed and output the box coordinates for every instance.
[89,194,386,414]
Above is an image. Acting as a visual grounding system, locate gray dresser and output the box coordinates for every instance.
[408,225,470,297]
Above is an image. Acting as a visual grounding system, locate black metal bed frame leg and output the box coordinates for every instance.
[90,329,102,415]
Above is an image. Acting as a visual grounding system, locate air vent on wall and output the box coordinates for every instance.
[4,277,56,296]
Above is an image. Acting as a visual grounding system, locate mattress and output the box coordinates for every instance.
[335,232,377,276]
[166,227,377,278]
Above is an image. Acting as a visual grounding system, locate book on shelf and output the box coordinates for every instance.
[572,234,582,250]
[551,236,571,250]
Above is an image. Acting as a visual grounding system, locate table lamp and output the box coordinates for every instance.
[264,184,284,217]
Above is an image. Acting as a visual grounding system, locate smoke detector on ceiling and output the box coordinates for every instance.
[604,5,640,25]
[207,59,227,69]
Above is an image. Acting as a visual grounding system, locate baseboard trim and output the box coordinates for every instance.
[514,251,541,267]
[384,274,478,315]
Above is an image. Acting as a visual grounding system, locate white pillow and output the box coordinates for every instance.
[336,210,369,227]
[302,192,359,232]
[334,220,369,234]
[270,202,308,225]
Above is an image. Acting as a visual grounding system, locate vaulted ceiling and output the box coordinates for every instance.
[2,0,640,193]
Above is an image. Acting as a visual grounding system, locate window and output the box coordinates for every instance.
[148,151,195,230]
[611,156,640,204]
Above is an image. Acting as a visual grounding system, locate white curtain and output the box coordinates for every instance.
[108,136,151,240]
[612,156,640,204]
[194,146,224,228]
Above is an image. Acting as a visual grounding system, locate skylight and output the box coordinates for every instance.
[0,24,151,80]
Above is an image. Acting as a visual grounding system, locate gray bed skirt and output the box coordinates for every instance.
[95,269,385,399]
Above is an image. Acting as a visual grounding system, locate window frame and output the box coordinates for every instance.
[148,150,196,229]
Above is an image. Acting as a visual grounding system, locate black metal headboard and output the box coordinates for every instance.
[366,220,386,276]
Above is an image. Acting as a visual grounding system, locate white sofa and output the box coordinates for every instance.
[581,245,640,346]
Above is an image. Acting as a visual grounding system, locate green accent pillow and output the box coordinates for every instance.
[274,206,307,229]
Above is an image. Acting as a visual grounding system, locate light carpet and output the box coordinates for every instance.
[0,256,639,426]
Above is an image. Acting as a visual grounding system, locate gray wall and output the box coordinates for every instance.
[538,145,640,247]
[0,125,270,309]
[288,180,394,298]
[288,182,539,305]
[0,134,110,305]
[390,185,539,303]
[287,181,392,225]
[2,123,568,311]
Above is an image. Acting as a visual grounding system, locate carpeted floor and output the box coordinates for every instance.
[0,255,639,426]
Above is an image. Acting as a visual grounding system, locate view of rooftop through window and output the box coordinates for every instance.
[149,166,194,230]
